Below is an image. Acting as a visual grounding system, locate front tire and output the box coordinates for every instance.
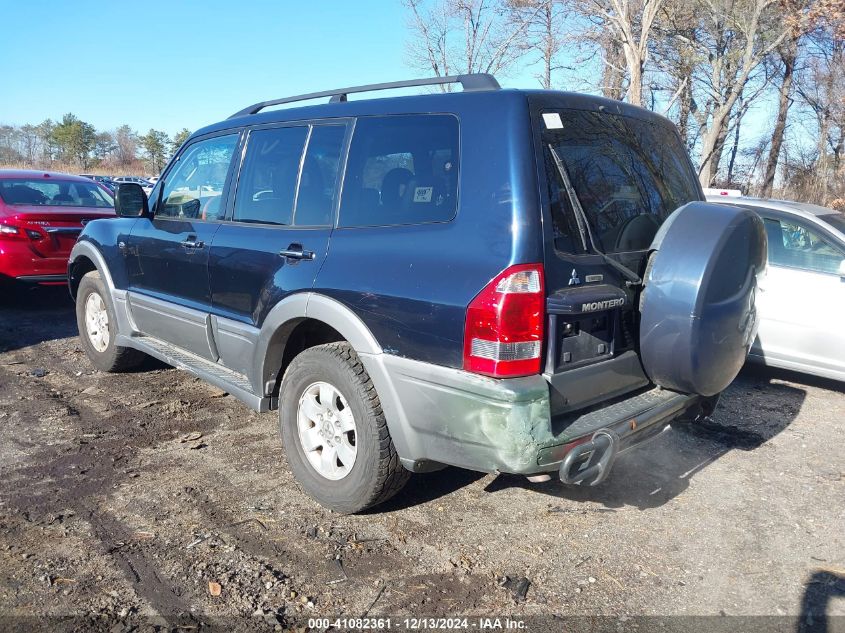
[279,342,409,513]
[75,271,145,372]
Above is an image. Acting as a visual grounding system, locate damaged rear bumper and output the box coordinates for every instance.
[364,353,701,479]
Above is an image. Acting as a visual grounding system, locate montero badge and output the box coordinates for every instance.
[581,297,626,312]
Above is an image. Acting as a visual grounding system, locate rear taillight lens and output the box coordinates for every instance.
[0,222,24,239]
[463,263,545,378]
[0,221,45,241]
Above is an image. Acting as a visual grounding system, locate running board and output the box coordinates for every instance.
[119,334,273,412]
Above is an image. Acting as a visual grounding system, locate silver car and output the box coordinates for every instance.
[707,195,845,382]
[113,176,154,197]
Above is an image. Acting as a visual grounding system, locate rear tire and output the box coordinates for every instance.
[279,342,409,513]
[76,271,145,372]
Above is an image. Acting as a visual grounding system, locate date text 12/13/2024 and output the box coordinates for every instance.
[307,618,527,630]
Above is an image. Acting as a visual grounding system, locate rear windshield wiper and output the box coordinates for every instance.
[547,144,643,288]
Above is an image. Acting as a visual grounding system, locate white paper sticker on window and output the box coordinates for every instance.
[413,187,433,203]
[542,113,563,129]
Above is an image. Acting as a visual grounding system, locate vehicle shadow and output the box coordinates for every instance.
[0,283,167,371]
[482,365,808,510]
[370,467,487,514]
[743,362,845,395]
[797,570,845,633]
[0,284,77,353]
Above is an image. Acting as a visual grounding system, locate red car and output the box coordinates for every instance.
[0,170,116,286]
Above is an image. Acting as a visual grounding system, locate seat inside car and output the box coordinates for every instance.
[4,185,45,204]
[242,158,299,225]
[294,156,331,225]
[381,167,413,209]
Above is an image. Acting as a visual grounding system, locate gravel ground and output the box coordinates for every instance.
[0,286,843,632]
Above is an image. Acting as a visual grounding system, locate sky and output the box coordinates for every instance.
[0,0,551,136]
[1,0,777,163]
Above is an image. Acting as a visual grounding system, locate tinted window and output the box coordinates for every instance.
[158,135,237,220]
[764,218,845,275]
[339,115,459,227]
[233,126,308,226]
[0,179,113,208]
[543,110,700,254]
[294,125,345,226]
[818,212,845,235]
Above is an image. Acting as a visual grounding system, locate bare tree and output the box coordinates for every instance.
[507,0,569,88]
[18,124,40,165]
[760,37,799,196]
[599,32,629,99]
[36,119,55,164]
[577,0,665,105]
[808,0,845,40]
[651,1,700,146]
[675,0,793,186]
[404,0,535,83]
[794,33,845,203]
[758,0,827,197]
[114,125,138,167]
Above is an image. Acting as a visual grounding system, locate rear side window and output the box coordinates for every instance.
[764,217,845,275]
[233,126,309,226]
[294,125,346,226]
[542,110,700,254]
[339,115,459,227]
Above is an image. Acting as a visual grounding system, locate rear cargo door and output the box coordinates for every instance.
[534,105,703,415]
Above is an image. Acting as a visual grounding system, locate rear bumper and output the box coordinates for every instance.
[553,393,694,485]
[364,353,701,477]
[0,241,69,283]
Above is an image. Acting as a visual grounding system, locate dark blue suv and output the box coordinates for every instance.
[68,74,766,513]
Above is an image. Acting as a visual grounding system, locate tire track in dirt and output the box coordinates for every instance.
[0,360,217,624]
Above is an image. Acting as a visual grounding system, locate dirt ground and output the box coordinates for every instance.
[1,286,843,632]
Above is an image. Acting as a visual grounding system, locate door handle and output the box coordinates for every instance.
[279,244,315,260]
[180,238,205,250]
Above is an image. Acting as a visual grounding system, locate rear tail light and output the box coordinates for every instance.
[0,221,46,241]
[463,263,545,378]
[0,222,24,239]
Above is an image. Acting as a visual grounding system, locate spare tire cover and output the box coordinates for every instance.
[639,201,766,396]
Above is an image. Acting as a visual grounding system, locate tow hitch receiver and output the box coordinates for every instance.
[559,429,619,486]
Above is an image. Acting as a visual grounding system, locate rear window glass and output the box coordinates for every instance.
[0,179,113,208]
[542,110,700,254]
[339,115,459,227]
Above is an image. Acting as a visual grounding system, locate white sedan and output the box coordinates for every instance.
[113,176,155,197]
[707,195,845,382]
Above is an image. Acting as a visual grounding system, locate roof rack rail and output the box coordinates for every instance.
[228,73,500,119]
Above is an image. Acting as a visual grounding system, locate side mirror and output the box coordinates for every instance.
[114,183,149,218]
